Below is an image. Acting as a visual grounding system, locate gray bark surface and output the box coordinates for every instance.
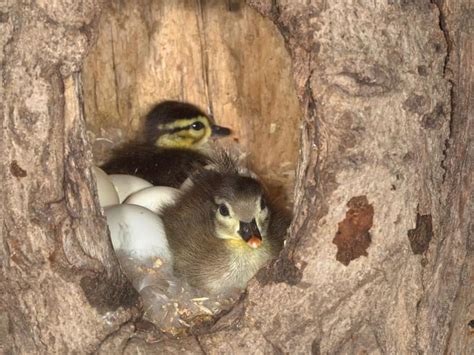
[1,1,140,353]
[1,0,471,353]
[197,1,473,353]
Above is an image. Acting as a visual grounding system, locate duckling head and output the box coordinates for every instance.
[144,101,231,150]
[212,175,270,250]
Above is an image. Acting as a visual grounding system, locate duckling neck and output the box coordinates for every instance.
[223,239,272,280]
[225,239,251,250]
[196,239,272,294]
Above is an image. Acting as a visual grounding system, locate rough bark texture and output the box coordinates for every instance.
[425,1,473,353]
[1,0,472,353]
[196,0,473,354]
[1,1,140,353]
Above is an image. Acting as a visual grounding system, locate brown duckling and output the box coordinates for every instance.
[161,155,291,295]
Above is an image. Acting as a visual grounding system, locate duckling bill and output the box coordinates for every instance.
[101,101,232,187]
[162,157,291,295]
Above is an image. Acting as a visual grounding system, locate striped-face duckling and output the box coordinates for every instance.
[144,101,231,150]
[101,101,232,187]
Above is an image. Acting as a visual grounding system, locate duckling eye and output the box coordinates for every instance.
[191,121,205,131]
[218,204,229,217]
[260,197,266,210]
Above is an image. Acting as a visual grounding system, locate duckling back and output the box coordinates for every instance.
[101,143,209,188]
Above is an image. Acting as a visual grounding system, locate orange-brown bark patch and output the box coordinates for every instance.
[333,196,374,266]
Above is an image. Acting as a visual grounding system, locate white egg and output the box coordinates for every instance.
[124,186,181,215]
[109,174,153,202]
[104,204,172,263]
[93,166,119,208]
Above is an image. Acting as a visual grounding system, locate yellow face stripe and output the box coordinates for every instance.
[155,116,212,149]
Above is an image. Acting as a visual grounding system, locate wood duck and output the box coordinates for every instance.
[101,101,231,187]
[161,154,292,295]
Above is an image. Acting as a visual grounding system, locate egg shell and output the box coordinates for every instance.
[124,186,181,215]
[109,174,153,203]
[93,166,119,208]
[105,204,172,263]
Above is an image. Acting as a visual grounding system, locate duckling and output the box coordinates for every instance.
[101,101,232,187]
[143,100,231,149]
[161,155,291,295]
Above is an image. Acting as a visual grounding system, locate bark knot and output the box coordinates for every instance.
[421,103,445,129]
[10,160,27,178]
[331,64,397,97]
[407,213,433,255]
[333,196,374,266]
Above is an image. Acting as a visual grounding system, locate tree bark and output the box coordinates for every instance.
[196,1,473,353]
[1,1,139,353]
[423,1,474,352]
[1,0,471,353]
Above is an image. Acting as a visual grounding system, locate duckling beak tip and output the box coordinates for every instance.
[247,236,262,249]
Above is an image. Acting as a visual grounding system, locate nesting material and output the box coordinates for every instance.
[118,253,239,335]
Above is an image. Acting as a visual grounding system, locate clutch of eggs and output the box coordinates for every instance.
[109,174,153,203]
[93,166,180,260]
[93,168,181,213]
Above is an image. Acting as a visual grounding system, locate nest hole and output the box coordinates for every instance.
[82,0,301,335]
[84,0,301,206]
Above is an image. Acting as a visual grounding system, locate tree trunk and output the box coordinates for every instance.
[195,1,473,353]
[1,1,140,353]
[1,0,472,353]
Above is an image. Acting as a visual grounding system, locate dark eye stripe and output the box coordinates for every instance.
[160,122,205,134]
